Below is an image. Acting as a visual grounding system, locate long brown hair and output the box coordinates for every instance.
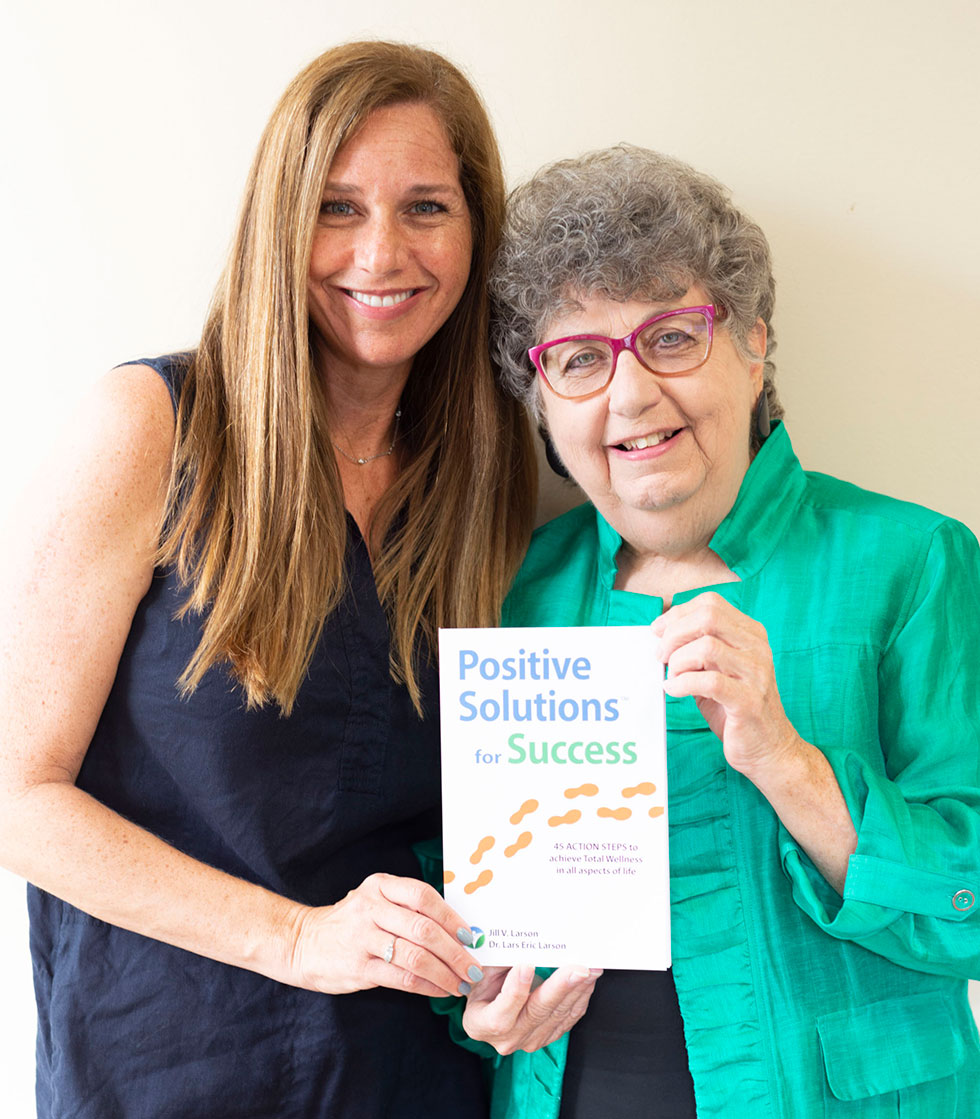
[159,41,536,715]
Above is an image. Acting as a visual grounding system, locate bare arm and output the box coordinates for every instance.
[0,366,481,996]
[655,593,857,893]
[731,735,856,894]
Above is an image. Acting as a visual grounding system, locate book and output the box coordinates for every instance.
[438,625,670,969]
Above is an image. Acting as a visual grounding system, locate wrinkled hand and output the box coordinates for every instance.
[654,592,803,779]
[462,965,601,1055]
[289,873,483,998]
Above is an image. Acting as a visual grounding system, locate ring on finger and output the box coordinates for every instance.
[382,937,396,966]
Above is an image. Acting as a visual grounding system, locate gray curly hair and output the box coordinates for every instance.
[490,145,782,440]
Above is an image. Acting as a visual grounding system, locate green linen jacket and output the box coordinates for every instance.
[436,423,980,1118]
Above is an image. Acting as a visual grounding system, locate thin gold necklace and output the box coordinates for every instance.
[332,408,402,466]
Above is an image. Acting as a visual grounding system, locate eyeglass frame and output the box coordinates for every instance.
[528,303,722,402]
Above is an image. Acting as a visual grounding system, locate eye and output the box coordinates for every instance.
[410,199,447,215]
[558,345,610,379]
[652,329,693,349]
[565,349,599,370]
[637,314,706,356]
[319,199,355,217]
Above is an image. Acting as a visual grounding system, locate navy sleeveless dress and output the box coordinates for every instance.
[28,356,487,1118]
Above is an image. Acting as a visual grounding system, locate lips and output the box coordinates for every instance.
[346,288,419,308]
[613,428,682,451]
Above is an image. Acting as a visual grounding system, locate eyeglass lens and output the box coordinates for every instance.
[540,311,711,397]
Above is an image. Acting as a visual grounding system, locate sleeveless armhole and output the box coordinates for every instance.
[115,353,192,420]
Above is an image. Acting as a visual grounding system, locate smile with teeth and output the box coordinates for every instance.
[347,288,418,308]
[616,429,681,451]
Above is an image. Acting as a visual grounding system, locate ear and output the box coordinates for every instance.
[746,318,767,394]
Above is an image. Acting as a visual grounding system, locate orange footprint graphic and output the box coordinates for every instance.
[622,782,657,798]
[510,799,539,825]
[598,806,632,821]
[505,831,533,857]
[548,809,582,827]
[469,835,495,865]
[564,783,599,799]
[648,806,665,819]
[464,869,493,895]
[443,871,456,884]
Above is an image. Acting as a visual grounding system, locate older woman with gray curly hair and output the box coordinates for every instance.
[460,145,980,1117]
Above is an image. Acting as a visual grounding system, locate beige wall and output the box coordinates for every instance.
[1,0,977,1110]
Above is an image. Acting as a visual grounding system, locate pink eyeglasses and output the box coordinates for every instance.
[528,304,720,401]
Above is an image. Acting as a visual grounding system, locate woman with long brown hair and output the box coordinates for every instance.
[0,41,562,1117]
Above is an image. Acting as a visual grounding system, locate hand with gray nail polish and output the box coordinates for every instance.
[286,872,485,1000]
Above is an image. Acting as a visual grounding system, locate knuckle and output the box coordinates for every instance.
[483,1008,512,1035]
[407,913,432,944]
[462,1015,488,1043]
[404,879,432,910]
[472,1024,518,1055]
[700,591,724,614]
[398,967,424,993]
[474,1009,517,1044]
[399,941,426,974]
[338,890,368,918]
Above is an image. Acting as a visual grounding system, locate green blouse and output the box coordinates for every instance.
[473,423,980,1118]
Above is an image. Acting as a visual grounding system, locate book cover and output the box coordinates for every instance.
[438,625,670,969]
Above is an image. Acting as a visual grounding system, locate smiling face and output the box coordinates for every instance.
[540,288,766,558]
[306,102,473,389]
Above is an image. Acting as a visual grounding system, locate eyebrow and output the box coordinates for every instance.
[321,181,463,196]
[545,299,701,337]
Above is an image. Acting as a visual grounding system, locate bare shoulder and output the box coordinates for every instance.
[96,360,177,438]
[0,364,180,784]
[15,364,176,554]
[70,362,177,506]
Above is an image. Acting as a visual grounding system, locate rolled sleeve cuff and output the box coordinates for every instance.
[780,746,980,942]
[844,855,977,920]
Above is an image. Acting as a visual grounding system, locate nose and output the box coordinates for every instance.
[606,349,663,417]
[354,212,408,276]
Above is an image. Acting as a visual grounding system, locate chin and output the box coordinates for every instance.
[616,477,699,513]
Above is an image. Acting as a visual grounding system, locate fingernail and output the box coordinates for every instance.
[518,965,536,984]
[456,927,474,947]
[589,968,604,978]
[567,966,591,985]
[457,981,472,996]
[467,965,484,983]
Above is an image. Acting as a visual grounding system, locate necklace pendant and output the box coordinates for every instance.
[356,457,367,465]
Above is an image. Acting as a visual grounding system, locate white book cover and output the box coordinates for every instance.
[438,626,670,969]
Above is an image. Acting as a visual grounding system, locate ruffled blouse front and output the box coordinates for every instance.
[603,521,772,1115]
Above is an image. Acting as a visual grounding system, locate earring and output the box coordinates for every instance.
[754,390,771,442]
[539,426,571,480]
